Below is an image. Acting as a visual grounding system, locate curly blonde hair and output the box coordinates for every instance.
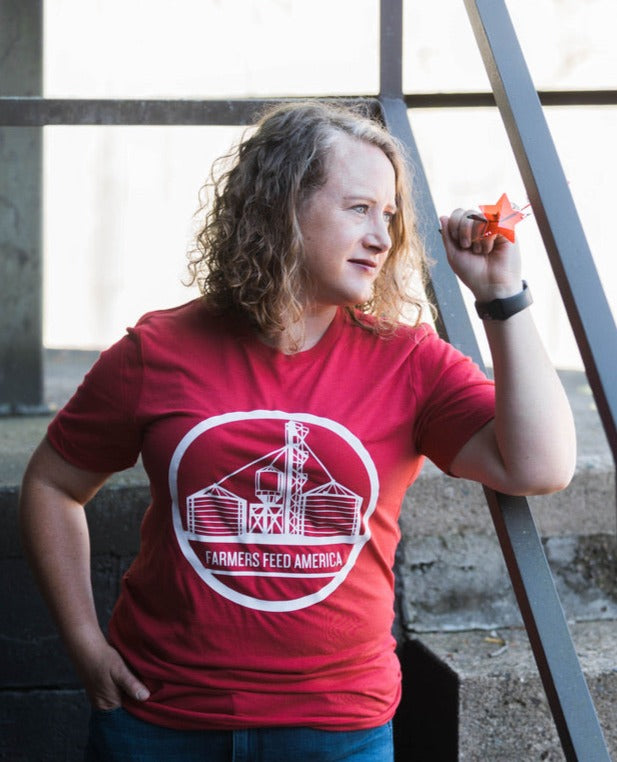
[188,100,429,339]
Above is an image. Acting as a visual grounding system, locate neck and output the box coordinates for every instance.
[260,304,338,354]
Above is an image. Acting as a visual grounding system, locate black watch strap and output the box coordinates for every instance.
[475,281,532,321]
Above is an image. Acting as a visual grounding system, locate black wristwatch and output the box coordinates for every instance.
[475,281,533,321]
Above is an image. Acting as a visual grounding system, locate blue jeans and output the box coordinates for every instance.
[84,707,394,761]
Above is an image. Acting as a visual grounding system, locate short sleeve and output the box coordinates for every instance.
[412,329,495,473]
[47,331,144,472]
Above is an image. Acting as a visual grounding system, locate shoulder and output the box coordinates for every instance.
[133,298,210,332]
[128,298,233,345]
[344,309,437,353]
[344,311,490,391]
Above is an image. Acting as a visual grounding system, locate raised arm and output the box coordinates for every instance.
[19,438,150,709]
[440,209,576,496]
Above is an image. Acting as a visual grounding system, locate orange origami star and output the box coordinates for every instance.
[473,193,526,243]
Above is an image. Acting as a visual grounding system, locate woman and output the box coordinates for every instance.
[19,101,575,761]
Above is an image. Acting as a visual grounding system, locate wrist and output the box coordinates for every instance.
[472,279,523,302]
[475,281,532,321]
[64,622,108,664]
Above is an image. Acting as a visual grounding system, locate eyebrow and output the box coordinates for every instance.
[342,195,397,211]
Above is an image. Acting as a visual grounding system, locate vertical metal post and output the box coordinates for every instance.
[463,0,617,468]
[0,0,44,413]
[380,0,403,98]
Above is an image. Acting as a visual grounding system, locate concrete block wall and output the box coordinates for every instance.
[394,623,617,761]
[2,364,616,760]
[2,470,147,761]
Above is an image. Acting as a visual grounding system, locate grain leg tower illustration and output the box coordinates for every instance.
[187,420,362,541]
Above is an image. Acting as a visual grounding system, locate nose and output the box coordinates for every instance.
[364,216,392,254]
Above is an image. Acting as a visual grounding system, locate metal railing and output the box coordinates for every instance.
[1,0,614,758]
[380,1,613,759]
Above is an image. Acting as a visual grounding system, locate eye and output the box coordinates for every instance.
[351,204,369,215]
[383,211,395,224]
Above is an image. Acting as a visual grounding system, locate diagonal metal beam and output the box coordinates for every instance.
[379,93,610,762]
[483,490,611,762]
[464,0,617,471]
[380,97,480,358]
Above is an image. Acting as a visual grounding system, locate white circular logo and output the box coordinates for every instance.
[169,410,379,611]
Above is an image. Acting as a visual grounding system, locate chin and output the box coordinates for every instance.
[342,284,374,306]
[317,283,373,309]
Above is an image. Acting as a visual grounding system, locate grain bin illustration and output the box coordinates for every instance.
[186,421,362,541]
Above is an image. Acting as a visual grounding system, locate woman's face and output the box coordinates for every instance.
[298,133,396,311]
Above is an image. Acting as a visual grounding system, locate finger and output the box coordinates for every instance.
[446,208,467,246]
[110,657,150,702]
[439,215,449,239]
[467,212,492,249]
[86,671,124,711]
[474,233,496,256]
[439,216,465,270]
[449,209,487,249]
[439,216,457,262]
[480,232,514,257]
[485,234,500,254]
[91,686,123,712]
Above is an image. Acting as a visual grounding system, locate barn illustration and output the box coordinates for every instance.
[186,421,362,540]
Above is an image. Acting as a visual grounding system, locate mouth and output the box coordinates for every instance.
[348,258,377,271]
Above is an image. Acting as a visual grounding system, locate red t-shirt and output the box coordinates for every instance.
[47,300,495,731]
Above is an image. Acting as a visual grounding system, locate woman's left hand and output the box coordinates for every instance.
[438,209,576,497]
[440,209,522,302]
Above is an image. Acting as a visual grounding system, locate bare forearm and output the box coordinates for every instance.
[485,308,576,492]
[19,479,107,666]
[19,440,149,708]
[441,210,576,495]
